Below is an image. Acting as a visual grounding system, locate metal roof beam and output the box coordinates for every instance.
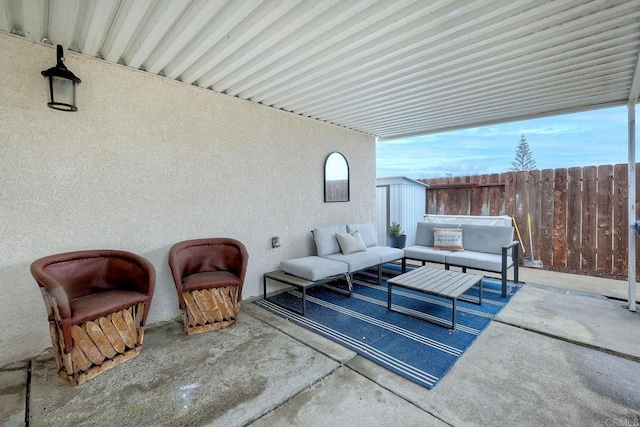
[212,0,379,93]
[100,0,154,63]
[77,0,117,57]
[47,0,80,48]
[629,43,640,103]
[273,2,637,111]
[161,1,266,80]
[352,84,630,136]
[194,0,307,89]
[0,1,11,31]
[292,17,639,113]
[124,0,191,69]
[201,0,343,91]
[225,0,419,97]
[326,55,635,125]
[269,0,572,109]
[371,87,629,136]
[302,32,639,118]
[347,76,630,130]
[22,0,47,41]
[377,101,627,140]
[374,90,627,135]
[236,0,462,101]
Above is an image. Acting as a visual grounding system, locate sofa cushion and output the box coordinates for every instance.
[335,231,367,254]
[346,223,378,247]
[461,224,514,255]
[364,246,404,264]
[323,251,381,272]
[415,222,460,246]
[281,256,349,281]
[312,225,347,256]
[403,245,452,264]
[445,250,513,272]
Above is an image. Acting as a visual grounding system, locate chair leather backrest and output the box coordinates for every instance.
[169,238,246,279]
[34,251,153,299]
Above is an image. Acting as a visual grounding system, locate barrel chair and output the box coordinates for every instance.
[30,250,155,385]
[168,238,248,335]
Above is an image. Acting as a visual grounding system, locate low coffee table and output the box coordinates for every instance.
[387,266,483,330]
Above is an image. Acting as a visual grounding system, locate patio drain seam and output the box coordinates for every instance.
[245,300,360,367]
[243,306,366,425]
[247,363,344,426]
[492,319,640,364]
[343,361,455,427]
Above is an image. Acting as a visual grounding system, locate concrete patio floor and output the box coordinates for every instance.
[2,266,639,426]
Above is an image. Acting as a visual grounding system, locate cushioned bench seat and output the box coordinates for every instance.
[281,256,349,281]
[365,245,407,264]
[445,250,510,273]
[403,245,450,264]
[403,221,519,297]
[321,246,404,272]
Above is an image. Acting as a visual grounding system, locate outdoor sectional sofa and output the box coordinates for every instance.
[402,222,520,297]
[263,223,404,314]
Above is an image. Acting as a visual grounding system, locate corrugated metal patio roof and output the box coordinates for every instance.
[2,0,640,140]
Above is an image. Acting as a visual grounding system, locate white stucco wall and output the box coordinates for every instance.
[0,34,376,365]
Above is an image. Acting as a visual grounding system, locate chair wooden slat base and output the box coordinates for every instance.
[181,286,240,335]
[47,302,146,385]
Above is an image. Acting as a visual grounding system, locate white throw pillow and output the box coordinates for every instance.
[335,231,367,254]
[433,228,464,251]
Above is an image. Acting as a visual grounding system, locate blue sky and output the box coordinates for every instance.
[376,106,637,179]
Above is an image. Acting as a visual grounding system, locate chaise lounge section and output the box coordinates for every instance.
[264,223,404,314]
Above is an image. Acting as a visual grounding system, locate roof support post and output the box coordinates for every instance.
[628,102,637,312]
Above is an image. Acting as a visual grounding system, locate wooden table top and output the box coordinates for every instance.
[387,266,483,298]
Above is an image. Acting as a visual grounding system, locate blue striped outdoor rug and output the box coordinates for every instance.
[254,265,520,389]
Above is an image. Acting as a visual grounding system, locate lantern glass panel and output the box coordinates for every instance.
[50,76,76,110]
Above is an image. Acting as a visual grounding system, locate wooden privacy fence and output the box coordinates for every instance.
[420,163,640,279]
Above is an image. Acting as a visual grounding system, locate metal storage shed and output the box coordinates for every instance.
[376,177,429,247]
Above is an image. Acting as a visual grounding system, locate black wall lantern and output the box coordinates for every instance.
[41,44,81,112]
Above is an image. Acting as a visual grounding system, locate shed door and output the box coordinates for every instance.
[376,185,390,246]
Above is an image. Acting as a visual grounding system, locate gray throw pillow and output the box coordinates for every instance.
[335,231,367,254]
